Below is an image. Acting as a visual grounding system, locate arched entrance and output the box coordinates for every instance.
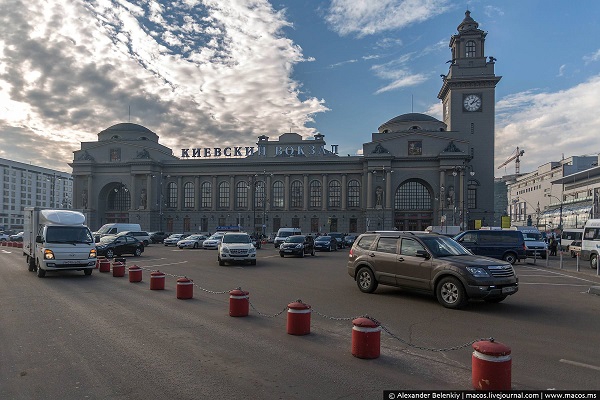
[98,183,132,225]
[393,179,434,231]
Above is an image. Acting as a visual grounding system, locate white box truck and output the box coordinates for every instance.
[23,207,97,278]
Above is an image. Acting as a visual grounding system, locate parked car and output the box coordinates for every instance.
[117,231,151,246]
[0,232,9,242]
[344,235,357,246]
[203,233,225,249]
[266,233,276,243]
[328,232,346,249]
[453,229,526,265]
[9,232,24,242]
[164,233,189,246]
[314,235,338,252]
[95,235,144,258]
[217,232,257,265]
[177,234,207,249]
[279,235,315,257]
[149,231,169,244]
[348,231,519,309]
[569,240,582,258]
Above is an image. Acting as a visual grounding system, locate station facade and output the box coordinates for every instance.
[70,11,501,234]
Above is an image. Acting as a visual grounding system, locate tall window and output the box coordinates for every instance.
[395,180,431,210]
[347,180,360,208]
[218,182,230,208]
[291,180,303,208]
[310,180,322,208]
[184,182,194,208]
[201,182,212,208]
[183,216,191,231]
[167,182,177,208]
[466,40,476,57]
[328,180,341,208]
[273,181,284,208]
[311,217,319,233]
[255,181,265,209]
[237,181,248,208]
[468,186,478,209]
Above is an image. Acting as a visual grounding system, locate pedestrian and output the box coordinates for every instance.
[549,237,557,256]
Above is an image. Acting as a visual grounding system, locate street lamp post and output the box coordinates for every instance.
[452,165,475,230]
[545,194,563,231]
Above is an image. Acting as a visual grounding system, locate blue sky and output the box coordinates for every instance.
[1,0,599,177]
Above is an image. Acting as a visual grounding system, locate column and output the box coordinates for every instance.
[385,171,392,210]
[303,174,309,211]
[321,174,328,211]
[266,174,272,212]
[87,176,93,210]
[212,176,217,211]
[248,175,254,212]
[367,171,373,209]
[194,176,201,211]
[284,175,290,211]
[146,174,152,210]
[341,174,347,211]
[177,176,183,211]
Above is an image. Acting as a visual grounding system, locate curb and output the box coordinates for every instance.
[589,286,600,296]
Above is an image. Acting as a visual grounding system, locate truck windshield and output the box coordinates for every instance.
[46,226,93,244]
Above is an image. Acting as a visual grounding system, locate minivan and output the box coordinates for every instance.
[580,219,600,269]
[453,229,526,265]
[274,228,301,248]
[347,231,519,309]
[513,226,547,259]
[561,229,583,252]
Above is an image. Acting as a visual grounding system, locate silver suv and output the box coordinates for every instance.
[347,231,519,309]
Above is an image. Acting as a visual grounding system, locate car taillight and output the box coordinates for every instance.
[349,248,354,256]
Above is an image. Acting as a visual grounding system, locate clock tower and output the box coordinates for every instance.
[438,10,501,224]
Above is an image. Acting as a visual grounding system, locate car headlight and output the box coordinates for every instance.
[249,248,256,254]
[44,249,55,260]
[295,244,302,249]
[466,267,491,277]
[221,247,230,254]
[89,249,97,258]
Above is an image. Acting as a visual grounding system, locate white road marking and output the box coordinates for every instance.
[2,250,12,253]
[518,265,600,284]
[559,359,600,371]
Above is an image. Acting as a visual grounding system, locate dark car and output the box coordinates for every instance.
[344,235,357,246]
[328,232,346,248]
[96,235,144,258]
[453,229,526,265]
[149,231,169,244]
[348,231,519,309]
[314,235,338,252]
[279,235,315,257]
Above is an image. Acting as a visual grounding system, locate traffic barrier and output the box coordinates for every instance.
[112,260,125,277]
[176,277,193,299]
[95,256,106,269]
[17,242,23,248]
[98,258,111,273]
[128,265,143,282]
[351,317,381,359]
[229,288,249,317]
[150,270,166,290]
[286,300,311,335]
[472,339,511,390]
[7,241,13,247]
[1,240,6,246]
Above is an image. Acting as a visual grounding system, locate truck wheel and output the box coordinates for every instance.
[36,263,46,278]
[27,256,35,272]
[591,254,598,269]
[436,277,467,309]
[84,269,93,276]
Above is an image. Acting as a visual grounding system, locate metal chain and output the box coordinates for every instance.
[134,265,232,294]
[248,301,288,318]
[311,307,362,321]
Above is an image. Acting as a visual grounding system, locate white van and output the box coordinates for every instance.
[560,229,583,252]
[513,226,547,259]
[274,227,301,248]
[580,219,600,269]
[93,223,142,240]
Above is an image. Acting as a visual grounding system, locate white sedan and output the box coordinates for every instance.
[177,234,207,249]
[203,234,224,249]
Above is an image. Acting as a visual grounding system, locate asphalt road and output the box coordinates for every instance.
[1,244,599,399]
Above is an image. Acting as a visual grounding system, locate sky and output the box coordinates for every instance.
[1,0,599,177]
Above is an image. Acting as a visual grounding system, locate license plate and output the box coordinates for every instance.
[284,250,292,253]
[502,286,516,294]
[62,260,82,264]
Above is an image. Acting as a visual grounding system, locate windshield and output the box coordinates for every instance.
[222,234,250,244]
[168,234,183,239]
[278,231,294,238]
[316,236,332,241]
[187,235,203,240]
[98,235,118,244]
[286,236,305,243]
[46,226,93,244]
[208,234,223,240]
[420,236,471,257]
[96,225,112,234]
[522,232,542,241]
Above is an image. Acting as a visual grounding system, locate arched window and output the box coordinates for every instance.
[218,182,230,208]
[394,180,431,210]
[237,181,248,208]
[201,182,212,208]
[272,181,284,208]
[328,180,341,208]
[347,180,360,208]
[184,182,194,208]
[467,178,479,209]
[465,40,476,58]
[290,180,303,208]
[167,182,177,208]
[310,180,322,208]
[108,186,130,211]
[255,181,265,209]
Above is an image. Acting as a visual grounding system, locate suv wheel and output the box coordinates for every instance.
[356,267,378,293]
[436,277,467,309]
[502,252,517,265]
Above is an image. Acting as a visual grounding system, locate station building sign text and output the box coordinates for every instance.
[180,144,339,158]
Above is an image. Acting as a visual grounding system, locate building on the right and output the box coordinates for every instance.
[504,154,600,233]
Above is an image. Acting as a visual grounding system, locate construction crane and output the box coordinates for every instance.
[497,147,525,174]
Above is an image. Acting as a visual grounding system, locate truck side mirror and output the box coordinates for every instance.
[35,235,43,243]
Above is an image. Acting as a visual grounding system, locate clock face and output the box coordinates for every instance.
[463,94,482,112]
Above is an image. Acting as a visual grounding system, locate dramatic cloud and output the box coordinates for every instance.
[0,0,328,170]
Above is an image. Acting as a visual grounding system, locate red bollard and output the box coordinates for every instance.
[176,276,193,299]
[351,317,381,359]
[17,242,23,248]
[150,271,166,290]
[128,265,142,282]
[472,339,512,390]
[287,300,311,335]
[112,261,125,277]
[98,258,111,273]
[7,241,13,247]
[229,288,249,317]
